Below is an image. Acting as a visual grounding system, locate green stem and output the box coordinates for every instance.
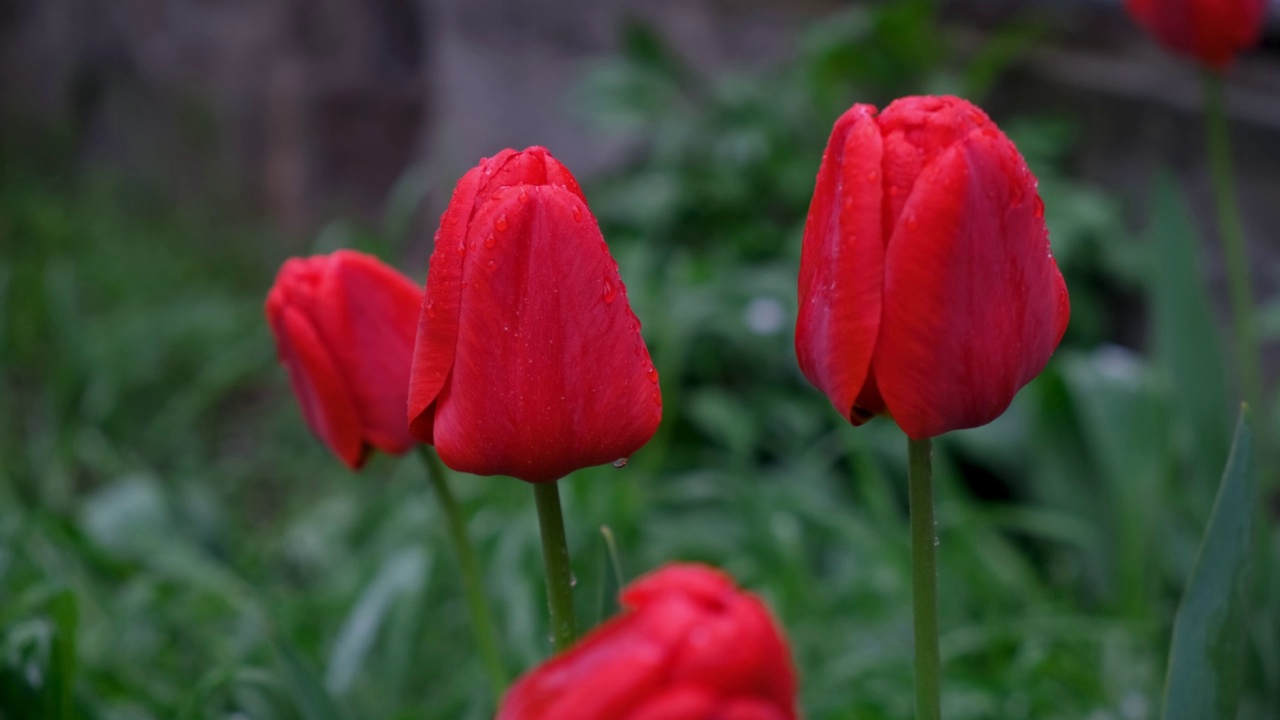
[908,436,942,720]
[1204,72,1262,418]
[534,480,578,652]
[419,448,507,699]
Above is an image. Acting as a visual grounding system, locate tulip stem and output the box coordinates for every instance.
[908,436,942,720]
[533,480,578,652]
[1204,72,1262,422]
[419,448,508,700]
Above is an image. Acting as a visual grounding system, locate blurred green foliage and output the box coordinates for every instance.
[1,1,1275,719]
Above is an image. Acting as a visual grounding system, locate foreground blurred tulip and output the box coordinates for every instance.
[408,146,662,484]
[796,96,1069,440]
[266,250,421,469]
[1125,0,1265,69]
[496,564,798,720]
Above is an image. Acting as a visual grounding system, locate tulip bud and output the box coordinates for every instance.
[496,563,798,720]
[796,96,1070,439]
[1125,0,1266,69]
[265,250,423,468]
[408,147,662,483]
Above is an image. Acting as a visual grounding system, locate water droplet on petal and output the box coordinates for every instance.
[1033,196,1045,219]
[866,170,879,183]
[889,185,902,196]
[495,215,509,232]
[646,365,658,383]
[485,259,496,270]
[611,458,628,469]
[603,278,616,304]
[426,300,437,319]
[906,215,918,231]
[651,390,662,406]
[572,205,583,222]
[518,189,529,203]
[484,234,496,248]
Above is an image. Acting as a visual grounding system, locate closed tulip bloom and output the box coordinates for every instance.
[266,250,422,469]
[796,96,1069,440]
[408,147,661,483]
[496,564,798,720]
[1125,0,1266,69]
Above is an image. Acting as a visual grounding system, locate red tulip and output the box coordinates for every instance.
[265,250,421,469]
[796,96,1070,440]
[408,147,661,484]
[496,563,798,720]
[1125,0,1265,69]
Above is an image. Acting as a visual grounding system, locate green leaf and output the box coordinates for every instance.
[1147,176,1230,504]
[0,589,79,720]
[325,546,431,694]
[45,591,76,720]
[1161,406,1256,720]
[273,633,352,720]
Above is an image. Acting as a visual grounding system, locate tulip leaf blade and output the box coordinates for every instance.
[1147,176,1230,501]
[1160,406,1255,720]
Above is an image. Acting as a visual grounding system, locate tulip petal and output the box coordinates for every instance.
[666,593,797,710]
[497,564,798,720]
[1126,0,1265,69]
[487,146,589,203]
[795,104,885,423]
[323,251,422,454]
[876,127,1069,439]
[407,154,508,441]
[271,305,365,468]
[431,183,661,482]
[625,565,797,712]
[878,95,987,235]
[625,687,716,720]
[496,591,699,720]
[720,700,793,720]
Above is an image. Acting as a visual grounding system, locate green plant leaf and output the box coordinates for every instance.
[1147,176,1230,505]
[0,589,79,720]
[325,545,431,694]
[1161,406,1256,720]
[273,632,352,720]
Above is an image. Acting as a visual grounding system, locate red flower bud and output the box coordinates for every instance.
[265,250,422,469]
[408,147,662,483]
[1125,0,1266,69]
[796,96,1070,439]
[496,564,798,720]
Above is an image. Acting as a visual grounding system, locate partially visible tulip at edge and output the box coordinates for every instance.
[265,249,422,469]
[796,95,1070,440]
[496,563,799,720]
[1124,0,1266,69]
[408,146,662,484]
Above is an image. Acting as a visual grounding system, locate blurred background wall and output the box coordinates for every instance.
[2,0,1278,248]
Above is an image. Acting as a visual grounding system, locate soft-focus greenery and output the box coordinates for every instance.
[1,2,1276,719]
